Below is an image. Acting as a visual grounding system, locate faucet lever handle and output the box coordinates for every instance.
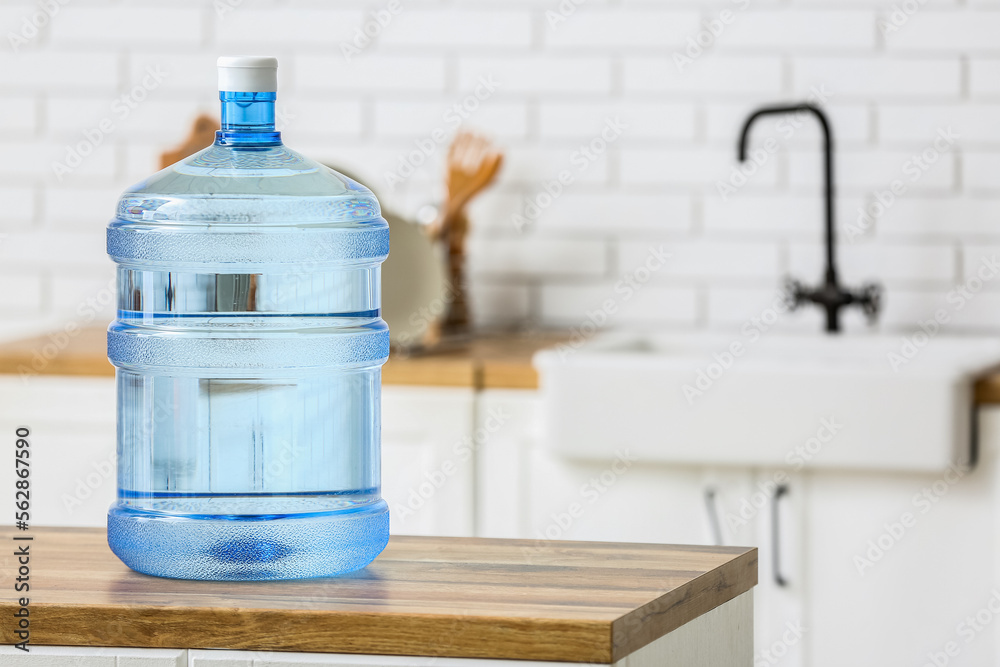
[857,282,882,323]
[782,276,807,312]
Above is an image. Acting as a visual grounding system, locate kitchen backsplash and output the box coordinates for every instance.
[2,0,1000,336]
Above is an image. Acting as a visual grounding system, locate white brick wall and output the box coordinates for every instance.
[216,9,364,46]
[965,153,1000,190]
[0,186,35,226]
[543,10,701,48]
[298,55,448,92]
[793,56,962,98]
[374,99,527,138]
[619,239,781,280]
[882,11,1000,52]
[624,55,784,95]
[468,238,607,277]
[1,0,1000,334]
[538,101,696,140]
[459,56,612,93]
[0,51,118,89]
[970,58,1000,96]
[704,102,871,145]
[540,282,698,327]
[787,242,957,285]
[722,10,876,51]
[50,7,203,47]
[382,10,533,48]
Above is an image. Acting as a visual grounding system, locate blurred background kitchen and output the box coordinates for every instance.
[3,1,1000,666]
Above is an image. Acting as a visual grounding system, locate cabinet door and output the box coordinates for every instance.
[381,386,476,537]
[522,451,722,546]
[740,469,806,667]
[475,389,538,539]
[477,387,755,547]
[0,376,116,528]
[801,409,1000,667]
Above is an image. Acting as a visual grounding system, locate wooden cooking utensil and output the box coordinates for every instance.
[425,131,504,344]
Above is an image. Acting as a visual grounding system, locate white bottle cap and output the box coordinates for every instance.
[217,56,278,93]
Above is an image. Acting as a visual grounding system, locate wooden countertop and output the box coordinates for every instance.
[0,527,756,663]
[0,327,563,390]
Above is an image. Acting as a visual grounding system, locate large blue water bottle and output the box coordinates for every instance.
[106,56,390,580]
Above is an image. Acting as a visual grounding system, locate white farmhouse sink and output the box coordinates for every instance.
[534,332,1000,472]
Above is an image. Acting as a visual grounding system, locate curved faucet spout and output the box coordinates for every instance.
[737,103,880,333]
[738,103,836,286]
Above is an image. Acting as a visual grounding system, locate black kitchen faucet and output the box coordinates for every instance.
[737,103,881,334]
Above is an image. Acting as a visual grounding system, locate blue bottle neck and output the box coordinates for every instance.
[216,91,282,147]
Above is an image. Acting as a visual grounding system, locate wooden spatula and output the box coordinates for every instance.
[425,131,504,344]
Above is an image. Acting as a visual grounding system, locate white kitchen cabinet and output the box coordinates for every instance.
[0,375,116,528]
[474,389,537,539]
[743,469,806,667]
[477,389,744,548]
[521,451,719,546]
[800,409,1000,667]
[381,385,476,537]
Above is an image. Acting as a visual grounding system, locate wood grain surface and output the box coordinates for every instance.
[0,328,561,390]
[0,527,756,663]
[0,326,113,378]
